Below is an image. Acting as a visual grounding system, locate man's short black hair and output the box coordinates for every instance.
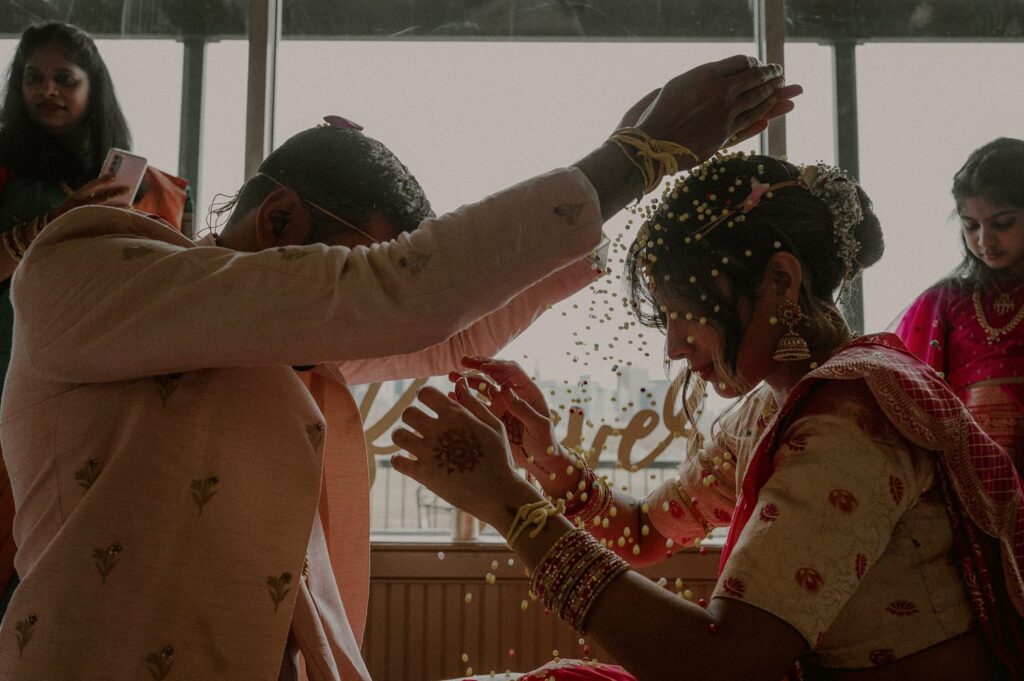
[227,125,434,239]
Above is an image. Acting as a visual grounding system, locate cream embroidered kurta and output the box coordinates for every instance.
[0,168,603,680]
[646,382,974,669]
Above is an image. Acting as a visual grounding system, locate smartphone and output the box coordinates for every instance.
[100,148,147,202]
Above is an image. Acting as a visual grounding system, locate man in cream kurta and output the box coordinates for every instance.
[0,165,603,680]
[0,53,797,679]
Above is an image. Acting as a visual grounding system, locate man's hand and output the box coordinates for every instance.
[624,55,801,163]
[577,55,801,220]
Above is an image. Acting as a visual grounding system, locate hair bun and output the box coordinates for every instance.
[851,185,884,272]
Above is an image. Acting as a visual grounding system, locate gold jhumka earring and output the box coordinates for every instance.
[772,300,811,362]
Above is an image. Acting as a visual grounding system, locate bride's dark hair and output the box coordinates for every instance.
[625,154,883,373]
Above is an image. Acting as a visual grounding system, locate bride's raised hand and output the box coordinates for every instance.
[391,383,521,519]
[453,357,561,474]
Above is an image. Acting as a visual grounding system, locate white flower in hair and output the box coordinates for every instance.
[799,163,863,300]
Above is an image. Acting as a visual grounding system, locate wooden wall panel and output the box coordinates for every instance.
[362,540,720,680]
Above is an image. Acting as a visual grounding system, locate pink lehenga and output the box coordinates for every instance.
[894,281,1024,472]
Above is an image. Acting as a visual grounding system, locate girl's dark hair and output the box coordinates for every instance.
[223,126,434,240]
[0,22,131,184]
[626,154,883,373]
[948,137,1024,287]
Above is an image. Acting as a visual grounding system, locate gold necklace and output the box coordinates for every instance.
[973,285,1024,344]
[992,281,1024,315]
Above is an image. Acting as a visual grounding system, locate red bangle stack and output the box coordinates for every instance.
[563,463,613,527]
[530,529,629,633]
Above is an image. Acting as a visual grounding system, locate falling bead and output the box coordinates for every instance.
[632,545,641,556]
[462,653,470,662]
[465,593,473,603]
[683,589,693,599]
[641,524,650,536]
[491,560,499,571]
[437,552,445,560]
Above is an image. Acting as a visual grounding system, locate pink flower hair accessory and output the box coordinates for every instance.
[321,115,363,131]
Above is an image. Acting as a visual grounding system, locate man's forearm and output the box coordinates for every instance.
[572,142,647,221]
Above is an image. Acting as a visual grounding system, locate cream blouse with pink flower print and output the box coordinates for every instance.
[646,382,974,669]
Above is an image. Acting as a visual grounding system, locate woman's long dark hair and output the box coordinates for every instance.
[0,22,131,185]
[948,137,1024,289]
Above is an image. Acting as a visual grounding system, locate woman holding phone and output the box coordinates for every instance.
[0,21,192,616]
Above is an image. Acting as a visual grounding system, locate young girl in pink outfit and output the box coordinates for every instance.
[895,138,1024,473]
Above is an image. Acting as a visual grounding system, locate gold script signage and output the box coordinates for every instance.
[358,375,705,485]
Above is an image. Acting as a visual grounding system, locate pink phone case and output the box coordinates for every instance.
[101,148,147,201]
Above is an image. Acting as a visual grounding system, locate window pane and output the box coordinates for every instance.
[197,39,250,232]
[275,37,756,532]
[780,41,835,166]
[857,43,1024,331]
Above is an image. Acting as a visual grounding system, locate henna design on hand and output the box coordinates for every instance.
[434,428,484,474]
[501,411,524,446]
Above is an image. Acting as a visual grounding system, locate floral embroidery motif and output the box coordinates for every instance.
[795,567,824,593]
[152,373,184,407]
[668,500,684,519]
[553,202,584,226]
[74,458,101,490]
[397,251,431,274]
[782,433,808,453]
[277,246,312,261]
[722,577,745,598]
[306,422,325,449]
[121,245,155,260]
[885,599,920,616]
[828,488,858,513]
[889,475,905,505]
[855,553,868,579]
[868,648,895,665]
[93,543,122,584]
[190,476,219,516]
[145,645,175,679]
[14,614,36,657]
[759,503,780,522]
[267,572,293,612]
[713,507,733,523]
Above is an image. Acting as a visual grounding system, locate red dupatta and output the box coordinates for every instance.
[721,333,1024,676]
